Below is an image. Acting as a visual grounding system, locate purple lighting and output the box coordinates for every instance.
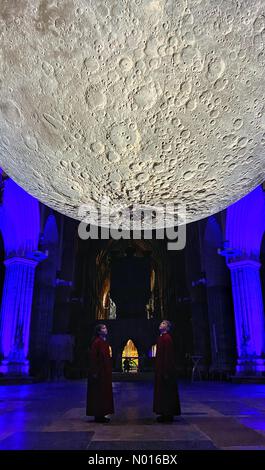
[226,186,265,259]
[226,186,265,375]
[0,179,40,256]
[0,178,40,375]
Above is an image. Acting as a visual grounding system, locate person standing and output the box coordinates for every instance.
[123,357,131,373]
[86,324,114,423]
[153,320,181,422]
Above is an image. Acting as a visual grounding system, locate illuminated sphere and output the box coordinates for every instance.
[0,0,265,228]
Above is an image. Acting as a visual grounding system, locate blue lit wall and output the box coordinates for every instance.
[0,177,40,374]
[0,178,40,256]
[226,185,265,373]
[226,185,265,259]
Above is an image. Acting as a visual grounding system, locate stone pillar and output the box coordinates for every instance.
[0,257,38,375]
[228,259,265,375]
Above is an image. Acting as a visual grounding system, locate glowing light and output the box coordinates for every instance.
[122,339,139,373]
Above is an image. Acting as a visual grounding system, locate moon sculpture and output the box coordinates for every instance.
[0,0,264,228]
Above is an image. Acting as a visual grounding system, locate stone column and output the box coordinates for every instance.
[228,259,265,375]
[0,257,38,375]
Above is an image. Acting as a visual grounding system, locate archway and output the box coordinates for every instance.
[122,339,139,373]
[90,239,166,321]
[109,242,151,319]
[70,236,188,377]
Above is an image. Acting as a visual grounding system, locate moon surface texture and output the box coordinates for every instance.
[0,0,265,228]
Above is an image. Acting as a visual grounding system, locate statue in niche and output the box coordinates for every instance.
[109,297,116,319]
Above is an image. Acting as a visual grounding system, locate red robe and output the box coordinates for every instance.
[153,332,181,416]
[86,337,114,416]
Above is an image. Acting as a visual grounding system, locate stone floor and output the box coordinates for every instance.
[0,379,265,450]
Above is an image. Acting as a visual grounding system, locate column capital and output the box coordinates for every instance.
[227,258,261,271]
[4,256,38,268]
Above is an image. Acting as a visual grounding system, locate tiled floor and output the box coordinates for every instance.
[0,379,265,450]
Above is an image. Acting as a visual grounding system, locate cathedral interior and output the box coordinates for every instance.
[1,172,265,383]
[1,175,265,452]
[1,0,265,455]
[0,175,214,379]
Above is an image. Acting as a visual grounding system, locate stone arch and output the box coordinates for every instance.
[102,316,158,373]
[93,239,167,320]
[71,236,187,376]
[121,338,139,372]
